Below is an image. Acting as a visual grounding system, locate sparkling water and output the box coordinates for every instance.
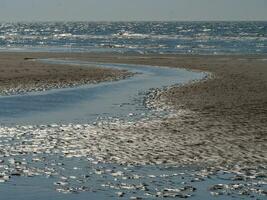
[0,21,266,54]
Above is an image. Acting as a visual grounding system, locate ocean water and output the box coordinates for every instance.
[0,21,266,54]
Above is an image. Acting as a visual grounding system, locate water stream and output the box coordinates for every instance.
[0,59,205,126]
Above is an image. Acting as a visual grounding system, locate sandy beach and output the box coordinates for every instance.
[1,1,266,198]
[0,52,266,168]
[0,53,131,95]
[77,53,267,167]
[0,52,266,198]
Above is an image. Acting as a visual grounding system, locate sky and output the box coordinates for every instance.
[0,0,266,22]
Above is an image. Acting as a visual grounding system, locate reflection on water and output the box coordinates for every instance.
[0,22,266,54]
[0,59,205,126]
[0,154,266,200]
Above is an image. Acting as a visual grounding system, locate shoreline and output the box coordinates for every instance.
[0,53,132,96]
[0,52,266,168]
[1,52,266,197]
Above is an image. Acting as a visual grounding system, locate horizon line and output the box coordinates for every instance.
[0,20,266,23]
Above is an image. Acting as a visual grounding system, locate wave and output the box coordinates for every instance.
[1,33,265,42]
[0,21,266,54]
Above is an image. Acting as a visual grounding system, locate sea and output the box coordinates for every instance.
[0,21,266,54]
[0,22,267,200]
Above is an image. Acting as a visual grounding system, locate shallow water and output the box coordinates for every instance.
[0,59,205,126]
[0,155,266,200]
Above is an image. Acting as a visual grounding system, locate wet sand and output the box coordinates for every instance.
[0,52,266,168]
[1,52,266,198]
[0,53,131,95]
[83,53,267,166]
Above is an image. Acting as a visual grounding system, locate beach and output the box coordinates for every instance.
[0,53,131,95]
[0,52,266,198]
[0,52,266,167]
[0,3,266,197]
[74,53,267,167]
